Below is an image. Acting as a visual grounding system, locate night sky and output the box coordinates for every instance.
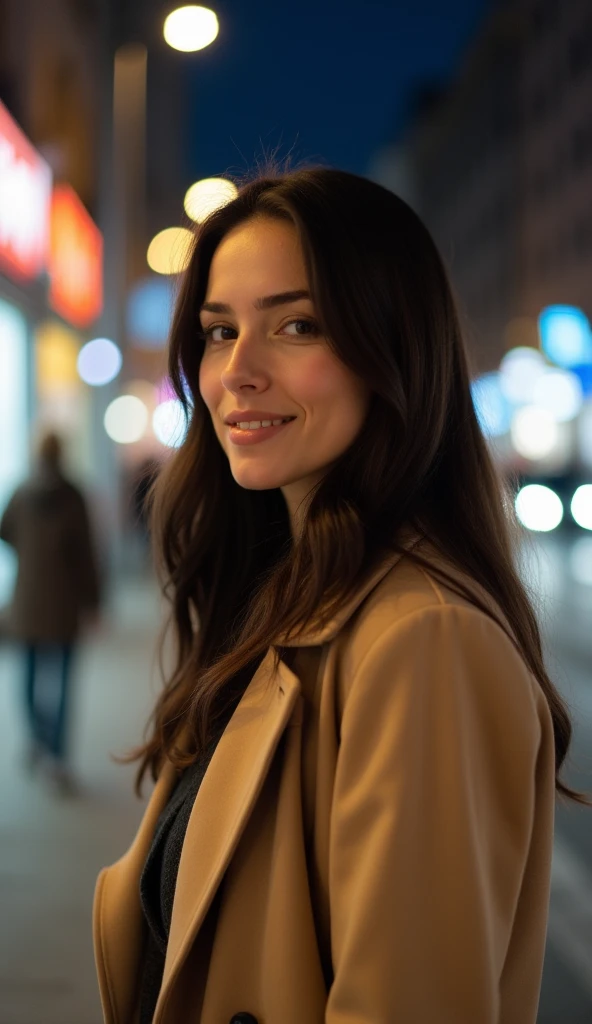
[182,0,493,183]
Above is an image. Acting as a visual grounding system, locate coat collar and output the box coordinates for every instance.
[279,525,425,647]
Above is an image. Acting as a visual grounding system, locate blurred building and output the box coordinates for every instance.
[0,0,108,603]
[519,0,592,321]
[0,0,192,584]
[370,0,592,376]
[0,0,104,213]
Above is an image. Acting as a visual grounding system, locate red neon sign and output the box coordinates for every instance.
[48,184,103,328]
[0,100,52,281]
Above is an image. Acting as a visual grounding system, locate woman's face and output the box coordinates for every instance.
[198,217,370,523]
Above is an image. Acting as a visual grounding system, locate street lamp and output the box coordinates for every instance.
[184,176,238,223]
[163,5,219,52]
[147,227,193,275]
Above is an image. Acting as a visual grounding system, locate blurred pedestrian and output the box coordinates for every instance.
[94,167,587,1024]
[0,430,101,794]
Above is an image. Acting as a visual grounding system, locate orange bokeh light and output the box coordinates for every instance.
[48,184,103,329]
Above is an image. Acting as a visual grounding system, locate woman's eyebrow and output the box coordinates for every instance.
[200,290,311,315]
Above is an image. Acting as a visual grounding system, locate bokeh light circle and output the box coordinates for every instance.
[531,368,583,422]
[147,227,193,275]
[184,177,238,223]
[163,5,219,52]
[515,484,563,532]
[571,484,592,531]
[152,399,187,448]
[104,395,149,444]
[499,346,547,405]
[77,338,122,386]
[538,305,592,368]
[510,406,559,460]
[471,372,511,437]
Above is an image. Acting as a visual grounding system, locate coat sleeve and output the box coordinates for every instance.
[326,604,551,1024]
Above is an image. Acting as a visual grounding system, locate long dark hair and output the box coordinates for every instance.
[130,165,584,803]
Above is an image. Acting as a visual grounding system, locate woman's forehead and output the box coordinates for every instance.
[205,219,308,301]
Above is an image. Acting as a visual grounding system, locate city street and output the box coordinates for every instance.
[0,535,591,1024]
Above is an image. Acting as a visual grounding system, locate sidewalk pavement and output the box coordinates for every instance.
[0,571,163,1024]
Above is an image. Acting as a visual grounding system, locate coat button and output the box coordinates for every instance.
[229,1015,258,1024]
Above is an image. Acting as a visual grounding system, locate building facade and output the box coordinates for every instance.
[370,0,592,377]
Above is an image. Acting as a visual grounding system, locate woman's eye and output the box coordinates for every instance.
[201,324,235,344]
[281,318,319,337]
[200,318,319,345]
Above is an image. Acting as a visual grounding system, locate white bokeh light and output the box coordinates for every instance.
[163,5,219,52]
[531,368,583,422]
[499,347,547,405]
[152,399,187,448]
[77,338,122,386]
[515,484,563,532]
[104,395,149,444]
[510,406,559,460]
[571,484,592,531]
[184,177,238,224]
[147,227,193,275]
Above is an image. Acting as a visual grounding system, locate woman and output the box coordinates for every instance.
[94,167,582,1024]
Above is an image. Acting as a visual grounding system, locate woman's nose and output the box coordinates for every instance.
[220,336,270,394]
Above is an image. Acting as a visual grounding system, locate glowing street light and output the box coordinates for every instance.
[510,406,559,460]
[499,346,546,405]
[77,337,122,386]
[163,5,219,52]
[184,177,238,223]
[147,227,193,275]
[153,398,188,448]
[515,484,563,532]
[104,395,149,444]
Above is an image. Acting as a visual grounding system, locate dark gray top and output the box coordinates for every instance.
[137,660,264,1023]
[138,755,212,1022]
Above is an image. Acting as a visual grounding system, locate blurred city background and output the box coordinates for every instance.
[0,0,591,1021]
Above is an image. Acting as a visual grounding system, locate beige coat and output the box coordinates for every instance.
[94,536,555,1024]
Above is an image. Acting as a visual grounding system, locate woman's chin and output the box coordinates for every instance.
[230,465,290,492]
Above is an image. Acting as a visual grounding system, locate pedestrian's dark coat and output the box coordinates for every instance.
[0,468,100,643]
[94,534,555,1024]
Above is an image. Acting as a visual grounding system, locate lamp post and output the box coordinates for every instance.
[112,5,220,338]
[101,4,219,566]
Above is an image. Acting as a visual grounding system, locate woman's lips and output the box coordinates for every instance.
[228,419,295,446]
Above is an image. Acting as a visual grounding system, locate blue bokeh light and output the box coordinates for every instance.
[127,276,175,349]
[471,372,512,437]
[538,305,592,368]
[571,362,592,397]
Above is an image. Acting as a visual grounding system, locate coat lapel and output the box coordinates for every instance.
[154,649,302,1012]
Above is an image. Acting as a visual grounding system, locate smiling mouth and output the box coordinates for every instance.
[230,417,296,431]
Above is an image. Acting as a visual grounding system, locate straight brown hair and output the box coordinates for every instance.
[129,165,585,804]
